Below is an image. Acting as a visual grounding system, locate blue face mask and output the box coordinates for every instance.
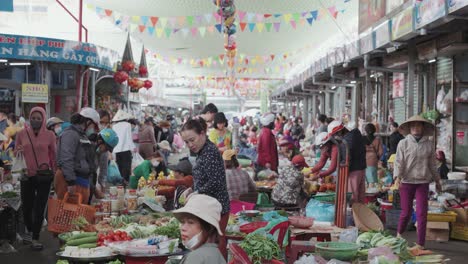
[86,127,96,137]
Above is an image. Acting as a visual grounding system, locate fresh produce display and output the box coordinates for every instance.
[0,191,18,198]
[255,180,276,188]
[98,230,132,246]
[240,233,281,264]
[153,218,180,239]
[60,246,114,258]
[109,215,134,228]
[65,232,98,247]
[318,183,336,192]
[356,232,412,261]
[71,216,96,232]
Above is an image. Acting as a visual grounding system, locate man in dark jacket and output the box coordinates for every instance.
[388,122,404,157]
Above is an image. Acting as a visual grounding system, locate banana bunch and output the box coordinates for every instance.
[147,173,156,185]
[157,171,165,181]
[138,177,147,188]
[168,171,175,180]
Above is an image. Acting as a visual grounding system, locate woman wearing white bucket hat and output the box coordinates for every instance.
[257,113,279,172]
[172,194,226,264]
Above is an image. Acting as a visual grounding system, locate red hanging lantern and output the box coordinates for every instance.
[143,80,153,89]
[113,71,129,84]
[122,60,135,72]
[139,65,148,76]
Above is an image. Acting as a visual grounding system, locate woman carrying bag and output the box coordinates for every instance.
[15,106,57,250]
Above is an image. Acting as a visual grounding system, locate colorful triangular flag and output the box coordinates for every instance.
[328,6,338,19]
[215,24,223,33]
[196,15,203,24]
[131,15,140,23]
[310,10,318,21]
[264,14,272,19]
[273,14,282,18]
[187,16,194,26]
[247,13,255,22]
[138,25,146,33]
[181,28,189,37]
[257,23,264,33]
[159,17,168,27]
[199,27,206,37]
[150,16,159,26]
[273,22,281,32]
[256,14,264,22]
[165,28,171,38]
[248,23,256,32]
[290,20,297,29]
[191,27,198,37]
[239,22,247,32]
[307,17,314,25]
[292,13,300,22]
[147,26,155,35]
[178,16,186,27]
[283,13,292,22]
[156,28,164,37]
[204,13,212,23]
[169,17,177,27]
[140,15,149,26]
[130,23,138,33]
[207,25,215,33]
[238,11,246,21]
[265,22,272,32]
[105,9,112,16]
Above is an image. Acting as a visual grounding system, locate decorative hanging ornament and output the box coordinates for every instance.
[139,65,148,76]
[122,60,135,72]
[136,79,144,89]
[113,71,129,84]
[143,80,153,89]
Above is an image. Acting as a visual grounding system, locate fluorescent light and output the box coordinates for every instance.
[0,59,7,63]
[370,74,375,78]
[9,62,31,66]
[331,86,337,90]
[141,103,148,107]
[428,59,436,63]
[350,80,357,84]
[89,67,100,72]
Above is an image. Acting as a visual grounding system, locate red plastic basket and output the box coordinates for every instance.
[239,221,268,234]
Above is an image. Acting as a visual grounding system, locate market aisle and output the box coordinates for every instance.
[2,231,60,263]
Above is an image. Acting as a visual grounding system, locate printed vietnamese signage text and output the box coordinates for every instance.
[447,0,468,13]
[392,73,405,98]
[391,6,414,40]
[0,34,119,71]
[359,0,386,33]
[360,33,374,54]
[374,20,391,48]
[414,0,447,29]
[22,83,48,103]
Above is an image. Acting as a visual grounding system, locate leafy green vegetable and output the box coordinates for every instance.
[106,260,123,264]
[153,219,180,239]
[56,260,69,264]
[240,233,281,264]
[0,191,18,198]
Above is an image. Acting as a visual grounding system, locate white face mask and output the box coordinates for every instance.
[182,231,202,250]
[151,160,160,167]
[54,126,63,136]
[162,128,169,133]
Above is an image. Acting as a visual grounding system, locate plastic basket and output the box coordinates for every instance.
[392,191,401,210]
[384,209,411,230]
[450,222,468,241]
[427,211,457,222]
[47,192,96,234]
[315,242,359,261]
[239,221,268,234]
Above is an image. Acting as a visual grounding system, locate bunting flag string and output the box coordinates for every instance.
[87,4,347,38]
[145,43,313,69]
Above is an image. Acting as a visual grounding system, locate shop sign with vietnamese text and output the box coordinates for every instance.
[447,0,468,13]
[392,73,405,98]
[22,83,48,103]
[391,6,414,40]
[0,33,119,71]
[360,33,374,55]
[414,0,447,29]
[374,20,391,48]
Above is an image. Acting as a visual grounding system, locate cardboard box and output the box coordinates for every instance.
[450,222,468,241]
[426,222,449,242]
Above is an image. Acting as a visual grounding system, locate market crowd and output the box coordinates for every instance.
[0,102,445,261]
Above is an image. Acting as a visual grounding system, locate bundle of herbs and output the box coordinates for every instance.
[239,233,281,264]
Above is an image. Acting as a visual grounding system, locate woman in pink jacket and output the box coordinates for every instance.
[256,113,278,172]
[15,107,56,250]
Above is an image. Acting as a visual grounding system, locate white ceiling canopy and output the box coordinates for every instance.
[85,0,358,80]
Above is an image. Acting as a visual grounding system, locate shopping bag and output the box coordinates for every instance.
[305,198,335,222]
[131,152,144,171]
[107,160,123,184]
[11,152,27,181]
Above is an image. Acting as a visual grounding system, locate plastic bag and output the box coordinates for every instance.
[436,87,446,111]
[368,247,399,264]
[440,88,453,115]
[339,227,358,243]
[131,152,144,171]
[107,160,123,184]
[305,199,335,222]
[11,152,27,182]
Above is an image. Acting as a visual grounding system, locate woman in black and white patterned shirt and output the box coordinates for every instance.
[181,118,230,260]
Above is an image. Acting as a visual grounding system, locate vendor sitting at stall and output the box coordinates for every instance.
[309,132,339,181]
[152,158,194,205]
[223,149,256,201]
[171,194,227,264]
[130,151,167,189]
[271,155,307,208]
[278,137,298,167]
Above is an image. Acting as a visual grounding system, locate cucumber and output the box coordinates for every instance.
[66,236,98,246]
[67,232,97,241]
[78,243,97,248]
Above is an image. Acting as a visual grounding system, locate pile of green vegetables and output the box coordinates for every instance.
[240,233,281,264]
[63,232,98,248]
[153,219,180,239]
[356,232,412,261]
[110,215,134,228]
[0,191,18,198]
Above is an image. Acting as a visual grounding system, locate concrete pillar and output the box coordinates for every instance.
[351,84,359,126]
[303,96,309,128]
[407,39,416,118]
[325,91,331,117]
[365,70,372,121]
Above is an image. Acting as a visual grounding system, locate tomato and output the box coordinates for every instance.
[115,231,122,236]
[108,231,114,236]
